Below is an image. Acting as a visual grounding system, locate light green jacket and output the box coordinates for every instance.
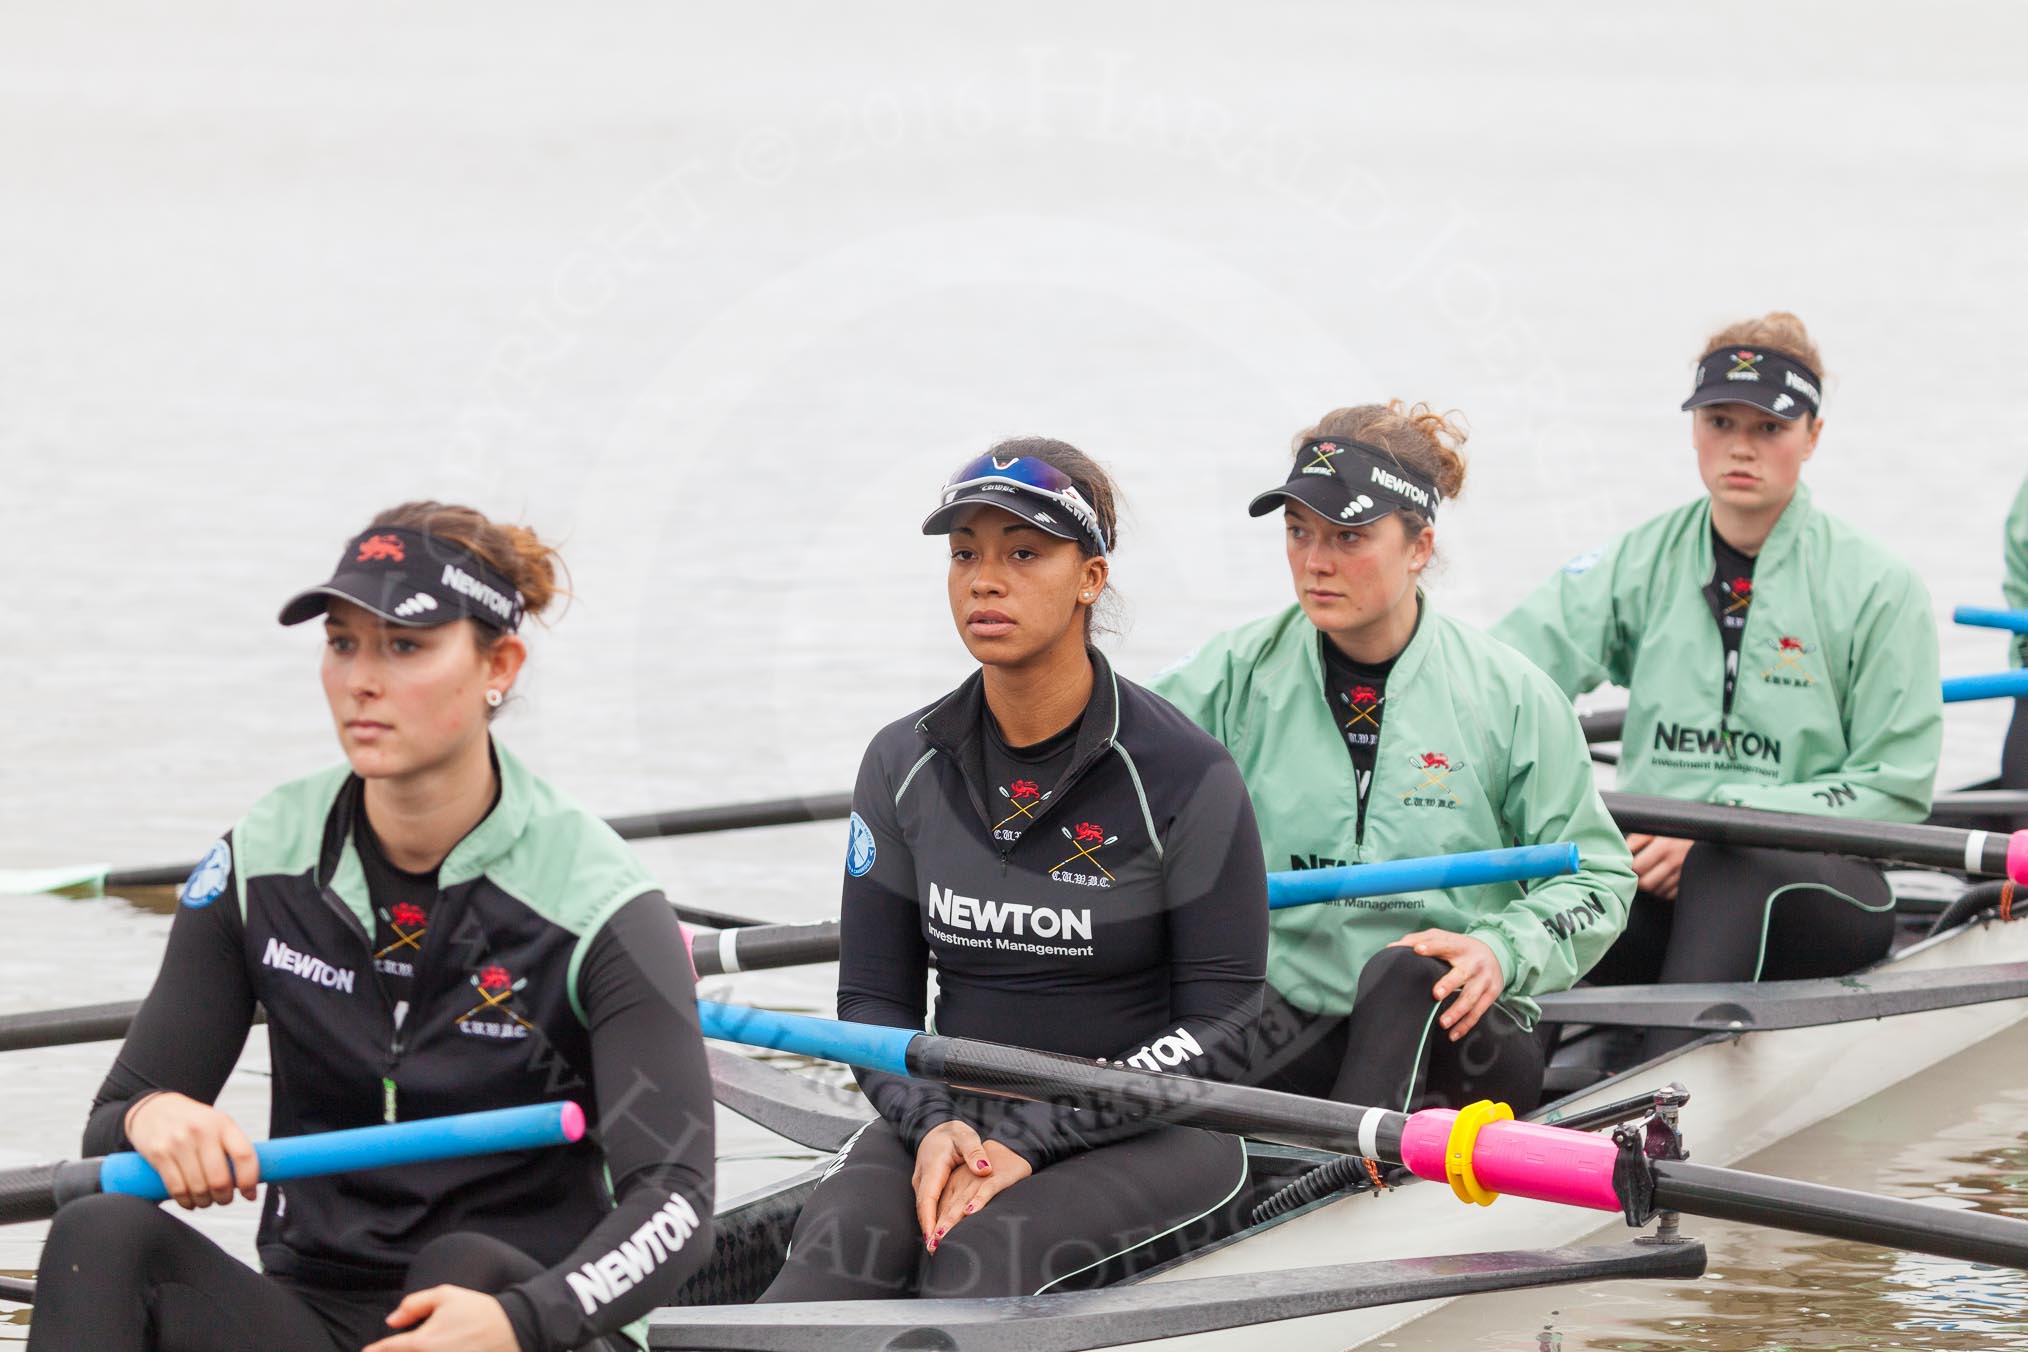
[1491,483,1942,821]
[1152,598,1635,1025]
[2007,476,2028,669]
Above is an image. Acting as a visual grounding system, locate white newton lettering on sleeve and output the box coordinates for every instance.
[564,1193,703,1315]
[1123,1026,1205,1072]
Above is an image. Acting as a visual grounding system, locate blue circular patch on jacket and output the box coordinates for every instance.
[179,839,231,908]
[845,812,877,878]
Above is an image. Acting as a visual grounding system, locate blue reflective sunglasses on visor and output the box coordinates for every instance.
[920,452,1110,554]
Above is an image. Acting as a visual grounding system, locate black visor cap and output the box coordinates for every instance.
[1247,439,1440,526]
[1682,346,1823,422]
[278,527,524,631]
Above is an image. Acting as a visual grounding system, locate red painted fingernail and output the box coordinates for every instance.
[935,1226,945,1238]
[965,1202,976,1213]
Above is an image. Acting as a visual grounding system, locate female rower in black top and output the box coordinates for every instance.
[760,439,1269,1301]
[29,503,716,1352]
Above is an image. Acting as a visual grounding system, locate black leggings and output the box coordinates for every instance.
[758,1118,1246,1301]
[2003,698,2028,790]
[1248,947,1546,1114]
[27,1191,616,1352]
[1585,842,1895,1059]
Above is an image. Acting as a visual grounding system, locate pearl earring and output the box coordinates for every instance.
[485,689,504,708]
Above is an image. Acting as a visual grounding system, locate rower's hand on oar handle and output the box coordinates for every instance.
[362,1285,515,1352]
[1390,930,1503,1042]
[123,1092,259,1210]
[1626,833,1692,900]
[912,1119,995,1252]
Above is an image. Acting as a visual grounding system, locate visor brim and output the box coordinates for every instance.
[1247,480,1399,526]
[277,579,459,628]
[1681,386,1811,422]
[921,489,1090,544]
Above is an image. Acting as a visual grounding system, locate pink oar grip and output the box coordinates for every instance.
[679,923,698,979]
[1399,1109,1622,1212]
[2009,830,2028,886]
[559,1101,587,1143]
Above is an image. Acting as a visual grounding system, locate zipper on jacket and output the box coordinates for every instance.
[316,880,408,1122]
[1354,710,1384,850]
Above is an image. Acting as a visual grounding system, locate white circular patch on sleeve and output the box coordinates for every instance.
[180,838,232,909]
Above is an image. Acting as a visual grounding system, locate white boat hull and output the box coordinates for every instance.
[1130,915,2028,1352]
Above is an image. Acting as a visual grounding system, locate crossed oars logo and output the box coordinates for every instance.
[993,780,1053,832]
[1339,684,1382,732]
[1051,822,1116,880]
[1304,441,1345,474]
[453,964,537,1032]
[1402,752,1462,803]
[375,902,427,960]
[1723,577,1753,616]
[1762,635,1816,683]
[1727,349,1764,377]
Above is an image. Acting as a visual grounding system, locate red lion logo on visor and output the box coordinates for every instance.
[356,534,406,563]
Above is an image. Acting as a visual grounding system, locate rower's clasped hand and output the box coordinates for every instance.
[362,1285,517,1352]
[1390,929,1503,1041]
[930,1138,1032,1250]
[913,1119,1032,1252]
[123,1091,260,1210]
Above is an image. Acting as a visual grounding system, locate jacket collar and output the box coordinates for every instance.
[1696,480,1813,576]
[320,738,529,933]
[917,647,1122,786]
[1301,589,1437,690]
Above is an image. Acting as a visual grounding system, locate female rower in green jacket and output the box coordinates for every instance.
[2002,473,2027,789]
[1153,402,1635,1114]
[1492,313,1945,1055]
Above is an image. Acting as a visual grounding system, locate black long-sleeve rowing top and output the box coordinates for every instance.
[837,649,1269,1168]
[85,741,715,1352]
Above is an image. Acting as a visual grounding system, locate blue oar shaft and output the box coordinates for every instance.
[687,843,1587,975]
[1953,606,2028,635]
[97,1101,585,1201]
[1942,670,2028,704]
[700,1002,915,1075]
[1265,842,1580,909]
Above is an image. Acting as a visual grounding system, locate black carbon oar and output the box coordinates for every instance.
[1537,960,2028,1031]
[1602,792,2028,881]
[3,793,860,907]
[1578,707,1628,744]
[699,1001,2028,1271]
[646,1241,1705,1351]
[692,921,842,977]
[703,1045,870,1151]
